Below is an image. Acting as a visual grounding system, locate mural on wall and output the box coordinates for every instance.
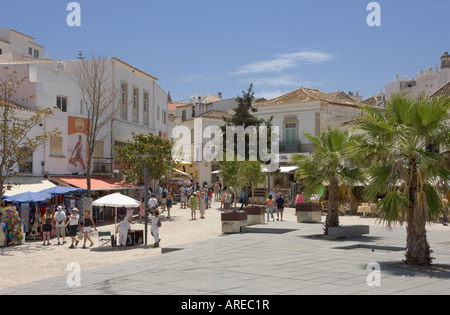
[68,116,88,175]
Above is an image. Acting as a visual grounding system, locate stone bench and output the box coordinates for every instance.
[328,225,369,238]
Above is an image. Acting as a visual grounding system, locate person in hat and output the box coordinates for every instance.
[65,208,80,249]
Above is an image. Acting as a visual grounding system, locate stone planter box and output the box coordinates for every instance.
[296,203,322,223]
[243,206,266,226]
[221,212,247,234]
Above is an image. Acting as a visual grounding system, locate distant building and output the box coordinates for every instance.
[384,52,450,100]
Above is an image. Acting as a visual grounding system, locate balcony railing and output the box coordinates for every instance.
[92,157,114,174]
[278,140,312,154]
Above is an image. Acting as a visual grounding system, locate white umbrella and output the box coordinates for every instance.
[92,193,141,244]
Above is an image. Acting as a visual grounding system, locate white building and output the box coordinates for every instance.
[0,29,169,193]
[384,52,450,100]
[170,92,235,188]
[253,87,370,203]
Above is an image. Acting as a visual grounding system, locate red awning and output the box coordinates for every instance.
[50,176,139,191]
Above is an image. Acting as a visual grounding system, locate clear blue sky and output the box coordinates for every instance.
[2,0,449,102]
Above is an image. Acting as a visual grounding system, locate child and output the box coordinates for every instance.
[188,193,197,220]
[266,195,275,222]
[149,210,161,247]
[166,191,173,218]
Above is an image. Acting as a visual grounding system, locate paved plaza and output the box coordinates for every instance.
[2,219,450,296]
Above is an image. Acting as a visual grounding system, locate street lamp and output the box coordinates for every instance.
[136,154,156,246]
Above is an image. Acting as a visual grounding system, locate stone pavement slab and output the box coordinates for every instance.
[1,221,450,296]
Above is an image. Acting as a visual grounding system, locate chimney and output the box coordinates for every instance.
[217,92,222,100]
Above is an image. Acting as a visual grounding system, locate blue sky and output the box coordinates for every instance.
[2,0,449,102]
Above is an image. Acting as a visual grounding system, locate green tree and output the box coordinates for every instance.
[352,94,450,266]
[239,161,266,206]
[0,67,60,200]
[292,128,364,235]
[114,132,176,183]
[222,84,274,161]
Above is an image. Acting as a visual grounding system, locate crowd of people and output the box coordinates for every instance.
[33,182,301,250]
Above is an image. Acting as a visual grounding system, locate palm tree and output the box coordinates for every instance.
[352,94,450,266]
[292,128,363,235]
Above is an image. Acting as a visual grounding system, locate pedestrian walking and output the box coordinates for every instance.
[82,210,97,248]
[139,198,146,223]
[54,205,67,245]
[148,194,158,213]
[188,193,197,220]
[214,182,220,201]
[275,193,286,221]
[161,186,168,212]
[266,195,275,222]
[41,208,53,246]
[166,190,173,218]
[199,191,206,219]
[149,209,161,247]
[65,208,80,248]
[180,185,188,209]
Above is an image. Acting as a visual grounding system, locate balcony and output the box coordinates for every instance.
[92,157,114,174]
[279,140,303,153]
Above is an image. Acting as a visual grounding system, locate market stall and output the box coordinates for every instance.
[92,193,141,246]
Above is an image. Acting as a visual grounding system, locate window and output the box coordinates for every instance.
[121,83,128,120]
[34,49,39,58]
[28,47,33,55]
[50,137,63,157]
[80,100,85,115]
[157,105,160,121]
[57,96,67,112]
[143,92,149,126]
[182,110,187,122]
[0,49,2,55]
[132,88,139,123]
[19,148,33,173]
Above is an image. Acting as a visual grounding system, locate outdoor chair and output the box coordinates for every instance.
[98,231,112,249]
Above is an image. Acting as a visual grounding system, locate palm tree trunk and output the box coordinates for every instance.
[405,167,433,265]
[324,176,339,235]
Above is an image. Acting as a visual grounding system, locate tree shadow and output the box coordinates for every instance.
[379,261,450,280]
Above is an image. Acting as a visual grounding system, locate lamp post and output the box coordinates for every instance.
[136,154,156,246]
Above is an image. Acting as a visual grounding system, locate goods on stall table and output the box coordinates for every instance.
[1,207,23,245]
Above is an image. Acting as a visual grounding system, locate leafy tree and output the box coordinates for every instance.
[239,161,266,206]
[114,132,176,183]
[292,128,364,235]
[0,67,60,200]
[222,84,274,161]
[219,158,266,208]
[352,94,450,266]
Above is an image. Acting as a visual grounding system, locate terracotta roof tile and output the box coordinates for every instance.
[254,87,358,107]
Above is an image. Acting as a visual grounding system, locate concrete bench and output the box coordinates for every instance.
[328,225,369,238]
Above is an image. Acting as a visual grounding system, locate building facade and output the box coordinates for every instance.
[0,29,168,191]
[384,52,450,100]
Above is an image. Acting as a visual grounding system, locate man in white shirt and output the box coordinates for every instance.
[54,206,67,245]
[148,194,158,212]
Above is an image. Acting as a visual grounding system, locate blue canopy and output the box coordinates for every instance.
[39,186,85,195]
[3,191,53,203]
